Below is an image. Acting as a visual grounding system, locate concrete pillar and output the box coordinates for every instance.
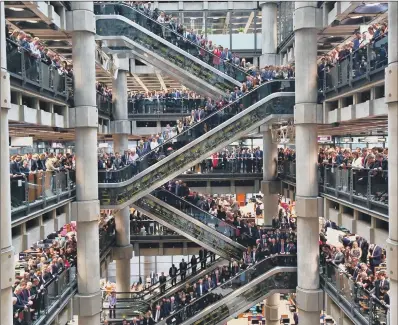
[68,2,101,324]
[294,2,323,324]
[259,2,279,66]
[261,127,279,225]
[264,293,280,325]
[386,3,398,324]
[110,60,133,294]
[0,3,15,324]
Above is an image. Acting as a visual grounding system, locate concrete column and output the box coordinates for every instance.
[294,2,323,324]
[259,2,279,66]
[0,3,15,324]
[261,127,279,225]
[111,60,132,294]
[69,2,101,324]
[386,3,398,324]
[264,293,280,325]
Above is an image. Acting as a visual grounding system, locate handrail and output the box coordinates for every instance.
[94,2,250,81]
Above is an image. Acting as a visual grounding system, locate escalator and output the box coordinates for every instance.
[132,190,246,259]
[108,258,227,319]
[94,3,245,98]
[98,80,295,209]
[156,255,297,325]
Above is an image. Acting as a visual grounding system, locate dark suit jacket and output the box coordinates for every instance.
[196,284,207,296]
[374,279,389,297]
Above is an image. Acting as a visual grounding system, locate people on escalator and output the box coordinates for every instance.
[190,255,197,275]
[159,272,167,294]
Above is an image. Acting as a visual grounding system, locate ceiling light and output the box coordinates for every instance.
[27,20,38,23]
[9,7,24,12]
[350,15,363,19]
[365,3,380,6]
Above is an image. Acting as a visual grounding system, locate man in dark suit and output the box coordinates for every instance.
[153,305,164,323]
[369,244,383,273]
[251,247,259,264]
[205,275,215,291]
[199,249,205,269]
[374,273,389,299]
[196,279,207,297]
[179,259,187,281]
[169,264,178,286]
[191,255,198,275]
[158,272,167,293]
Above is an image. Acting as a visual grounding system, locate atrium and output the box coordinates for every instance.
[0,1,396,325]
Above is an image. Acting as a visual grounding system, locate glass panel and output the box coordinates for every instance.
[94,3,250,83]
[153,189,243,242]
[98,81,295,206]
[128,98,204,115]
[157,255,297,325]
[97,92,112,116]
[369,169,388,205]
[134,195,244,260]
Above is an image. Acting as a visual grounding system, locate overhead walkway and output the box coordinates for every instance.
[94,3,246,98]
[132,189,246,260]
[155,255,297,325]
[98,80,295,210]
[102,258,226,319]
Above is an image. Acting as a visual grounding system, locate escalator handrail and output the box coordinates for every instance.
[98,79,294,178]
[157,254,297,325]
[96,2,251,78]
[153,188,248,237]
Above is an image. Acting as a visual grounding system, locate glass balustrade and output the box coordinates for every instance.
[98,81,295,207]
[278,162,389,215]
[94,3,249,84]
[157,255,297,325]
[133,195,245,259]
[97,92,113,116]
[6,39,70,100]
[10,170,75,221]
[153,189,247,245]
[323,34,388,94]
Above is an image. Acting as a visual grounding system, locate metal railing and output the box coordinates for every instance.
[97,92,113,116]
[10,170,75,221]
[320,261,389,325]
[323,34,388,94]
[279,161,388,215]
[6,38,70,101]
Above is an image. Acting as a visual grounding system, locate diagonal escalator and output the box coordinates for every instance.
[94,3,246,98]
[132,189,246,260]
[98,80,295,210]
[155,255,297,325]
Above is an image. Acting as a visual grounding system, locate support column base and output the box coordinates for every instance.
[73,292,102,317]
[71,200,100,222]
[296,196,323,219]
[296,287,323,312]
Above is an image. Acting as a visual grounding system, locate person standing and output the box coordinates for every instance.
[159,272,167,293]
[179,259,187,281]
[108,291,117,318]
[191,255,198,275]
[169,264,178,286]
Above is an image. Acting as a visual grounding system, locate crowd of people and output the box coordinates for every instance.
[6,27,72,80]
[10,152,75,176]
[318,22,388,90]
[320,223,390,314]
[12,224,77,325]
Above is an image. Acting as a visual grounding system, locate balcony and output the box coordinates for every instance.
[6,39,70,102]
[279,162,388,218]
[322,34,388,98]
[11,170,75,223]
